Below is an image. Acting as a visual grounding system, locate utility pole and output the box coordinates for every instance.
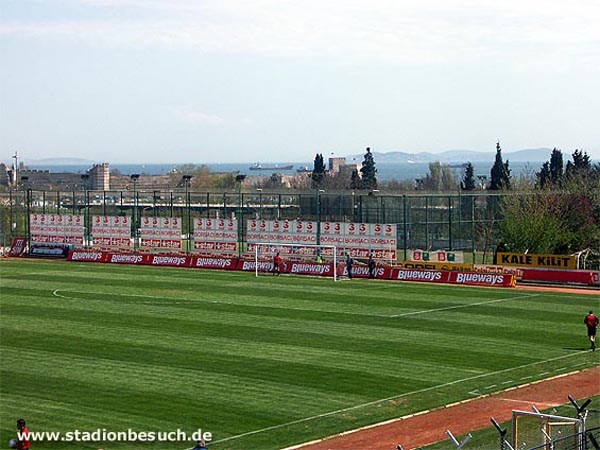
[12,151,19,190]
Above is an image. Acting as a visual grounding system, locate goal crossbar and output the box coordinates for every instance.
[253,242,338,281]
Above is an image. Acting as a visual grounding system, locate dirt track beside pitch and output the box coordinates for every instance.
[294,363,599,450]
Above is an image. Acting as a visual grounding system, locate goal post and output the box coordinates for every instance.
[252,242,338,281]
[512,410,582,450]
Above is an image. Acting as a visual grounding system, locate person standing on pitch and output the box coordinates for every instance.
[273,252,282,276]
[16,418,30,450]
[345,252,353,279]
[584,310,599,351]
[367,252,376,279]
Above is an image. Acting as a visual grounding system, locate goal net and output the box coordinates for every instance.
[252,243,338,281]
[512,410,582,450]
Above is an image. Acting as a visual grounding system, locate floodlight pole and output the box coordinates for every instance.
[130,174,140,250]
[236,174,246,257]
[316,189,324,246]
[183,175,193,254]
[81,173,90,247]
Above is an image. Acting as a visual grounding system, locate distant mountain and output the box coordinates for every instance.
[352,148,553,163]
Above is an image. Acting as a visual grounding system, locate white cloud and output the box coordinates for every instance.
[2,0,599,65]
[174,107,226,126]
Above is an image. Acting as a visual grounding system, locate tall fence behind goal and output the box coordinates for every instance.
[253,243,338,281]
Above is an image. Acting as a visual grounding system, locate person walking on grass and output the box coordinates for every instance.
[584,310,599,351]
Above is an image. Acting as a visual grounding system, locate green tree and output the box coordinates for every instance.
[311,153,326,187]
[461,162,476,191]
[548,148,564,185]
[350,169,362,190]
[489,141,511,190]
[536,161,551,188]
[422,162,456,191]
[566,149,592,178]
[359,147,378,190]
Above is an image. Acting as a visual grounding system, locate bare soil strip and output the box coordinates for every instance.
[295,366,600,450]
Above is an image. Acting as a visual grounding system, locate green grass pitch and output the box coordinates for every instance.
[1,258,598,449]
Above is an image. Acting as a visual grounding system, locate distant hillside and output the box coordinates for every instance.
[352,148,553,163]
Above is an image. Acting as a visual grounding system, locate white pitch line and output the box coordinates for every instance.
[388,293,539,318]
[209,351,586,446]
[51,289,394,317]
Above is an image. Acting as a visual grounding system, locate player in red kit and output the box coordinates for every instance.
[584,310,599,351]
[17,418,30,450]
[273,252,283,276]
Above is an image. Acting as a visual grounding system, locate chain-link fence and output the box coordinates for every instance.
[1,188,511,262]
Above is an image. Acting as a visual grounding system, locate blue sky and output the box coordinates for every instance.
[1,0,599,164]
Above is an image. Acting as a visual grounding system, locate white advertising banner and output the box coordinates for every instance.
[92,215,132,247]
[193,217,238,253]
[30,213,85,245]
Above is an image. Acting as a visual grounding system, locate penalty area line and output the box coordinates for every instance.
[209,350,583,446]
[388,293,539,318]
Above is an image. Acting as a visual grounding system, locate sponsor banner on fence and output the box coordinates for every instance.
[140,216,182,249]
[30,244,69,258]
[474,265,524,278]
[8,237,28,257]
[400,261,474,272]
[92,215,132,248]
[107,253,149,265]
[194,218,238,253]
[148,255,192,267]
[520,269,599,286]
[390,268,515,287]
[68,250,107,263]
[191,256,237,270]
[338,264,392,279]
[392,269,448,283]
[31,213,85,245]
[449,272,515,287]
[497,252,577,269]
[407,249,464,263]
[247,220,397,260]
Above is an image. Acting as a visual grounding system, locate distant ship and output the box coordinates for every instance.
[296,166,311,173]
[249,163,294,171]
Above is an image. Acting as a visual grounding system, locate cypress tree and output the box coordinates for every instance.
[461,162,476,191]
[311,153,326,187]
[490,141,511,190]
[360,147,378,190]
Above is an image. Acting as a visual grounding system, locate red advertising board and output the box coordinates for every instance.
[68,250,107,263]
[147,255,192,267]
[191,256,237,270]
[8,237,28,257]
[338,264,392,279]
[390,268,515,287]
[520,269,599,286]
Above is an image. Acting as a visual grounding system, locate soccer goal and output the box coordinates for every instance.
[512,409,582,450]
[252,242,338,281]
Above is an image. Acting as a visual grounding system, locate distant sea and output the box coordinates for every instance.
[28,161,544,182]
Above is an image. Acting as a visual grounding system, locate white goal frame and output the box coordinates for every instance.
[253,242,338,281]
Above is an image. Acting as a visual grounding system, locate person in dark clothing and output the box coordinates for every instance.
[584,310,599,351]
[345,252,353,279]
[367,252,376,279]
[192,439,208,450]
